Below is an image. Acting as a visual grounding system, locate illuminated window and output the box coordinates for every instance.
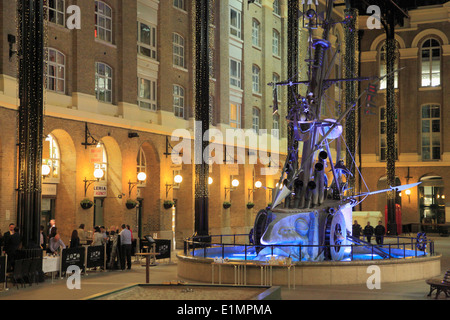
[137,77,157,111]
[273,29,280,56]
[137,147,147,186]
[95,142,108,184]
[230,59,241,88]
[230,7,242,39]
[42,134,60,182]
[252,107,260,134]
[230,103,241,129]
[252,65,261,94]
[421,38,441,87]
[252,19,261,47]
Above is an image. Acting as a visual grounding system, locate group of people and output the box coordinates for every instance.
[352,220,386,245]
[70,223,134,271]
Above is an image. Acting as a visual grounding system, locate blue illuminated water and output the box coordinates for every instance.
[191,245,427,262]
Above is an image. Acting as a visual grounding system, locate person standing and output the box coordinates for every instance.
[4,227,22,272]
[375,221,386,245]
[119,224,132,270]
[352,220,362,239]
[77,224,87,245]
[48,219,56,237]
[40,225,47,250]
[363,221,374,243]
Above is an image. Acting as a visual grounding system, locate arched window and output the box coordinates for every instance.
[272,29,280,56]
[137,147,147,186]
[95,1,113,43]
[95,142,108,184]
[252,19,261,48]
[173,84,185,118]
[42,134,61,182]
[173,33,185,68]
[421,38,441,87]
[421,104,441,160]
[252,65,261,94]
[95,62,113,103]
[45,48,65,94]
[252,107,260,134]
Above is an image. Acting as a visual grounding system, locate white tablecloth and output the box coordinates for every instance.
[42,256,60,273]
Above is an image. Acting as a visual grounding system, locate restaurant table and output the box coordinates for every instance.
[42,256,61,283]
[135,252,159,284]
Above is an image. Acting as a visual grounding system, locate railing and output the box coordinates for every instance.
[183,234,436,262]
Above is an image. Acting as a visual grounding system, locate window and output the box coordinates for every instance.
[95,142,108,183]
[273,0,281,16]
[42,134,61,181]
[138,21,157,60]
[173,85,185,118]
[273,114,280,138]
[95,62,113,103]
[421,38,441,87]
[45,48,65,94]
[138,77,157,111]
[230,103,241,129]
[137,147,147,186]
[230,7,242,38]
[230,59,241,88]
[44,0,65,26]
[252,19,261,48]
[173,0,185,10]
[95,1,113,43]
[252,107,260,133]
[379,42,398,90]
[379,107,398,161]
[421,104,441,160]
[273,29,280,56]
[173,33,185,68]
[252,65,261,94]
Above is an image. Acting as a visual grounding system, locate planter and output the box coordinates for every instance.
[163,202,174,210]
[126,202,137,210]
[223,202,231,209]
[80,200,93,210]
[246,203,255,209]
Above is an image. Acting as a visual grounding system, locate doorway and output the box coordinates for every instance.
[93,198,104,227]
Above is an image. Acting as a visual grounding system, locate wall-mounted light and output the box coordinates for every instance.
[248,180,262,201]
[208,177,213,185]
[166,174,183,198]
[83,169,104,196]
[129,172,147,197]
[405,189,411,203]
[225,177,240,200]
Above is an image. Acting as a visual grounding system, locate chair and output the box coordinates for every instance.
[29,258,42,285]
[7,259,24,289]
[21,259,32,286]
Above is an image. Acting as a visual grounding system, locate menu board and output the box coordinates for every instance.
[155,239,171,260]
[87,245,105,268]
[61,247,86,272]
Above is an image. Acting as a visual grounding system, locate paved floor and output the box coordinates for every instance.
[0,236,448,301]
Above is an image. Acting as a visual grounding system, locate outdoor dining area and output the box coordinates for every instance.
[0,236,172,290]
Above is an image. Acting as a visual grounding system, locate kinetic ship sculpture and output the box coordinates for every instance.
[251,0,419,262]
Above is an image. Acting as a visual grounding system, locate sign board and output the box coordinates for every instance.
[93,185,107,197]
[61,247,86,272]
[86,245,105,269]
[0,256,6,283]
[42,184,57,196]
[154,239,171,260]
[89,146,104,163]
